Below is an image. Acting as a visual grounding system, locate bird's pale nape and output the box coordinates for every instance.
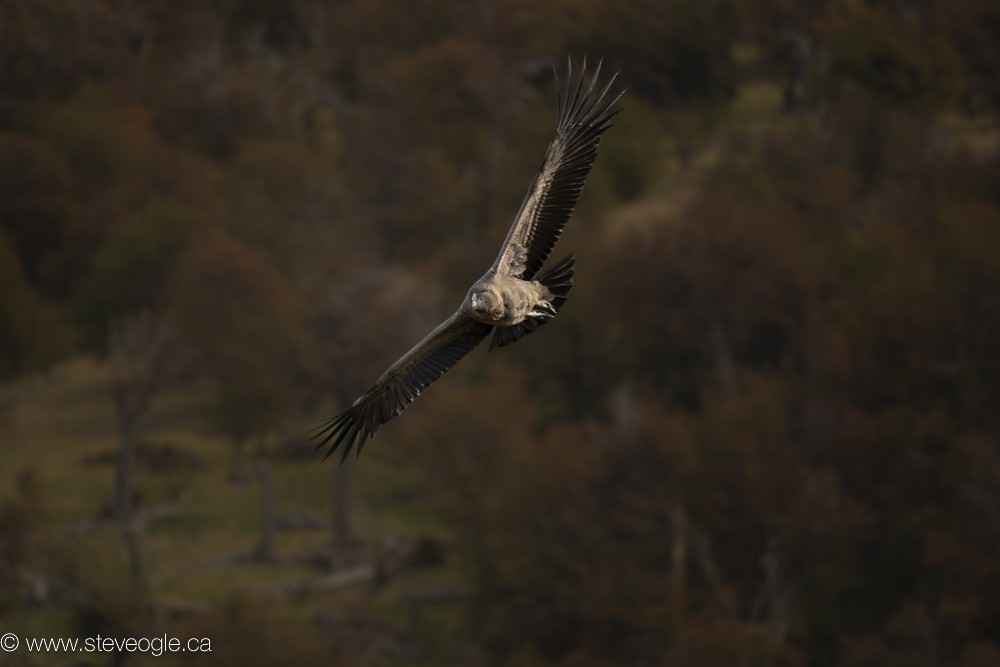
[312,56,622,462]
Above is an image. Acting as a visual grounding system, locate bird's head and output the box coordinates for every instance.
[469,288,500,318]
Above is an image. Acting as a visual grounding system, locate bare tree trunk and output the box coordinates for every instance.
[754,531,792,666]
[669,500,688,625]
[253,436,275,562]
[120,514,147,604]
[113,414,137,521]
[113,412,147,603]
[779,30,816,113]
[108,311,169,604]
[692,526,739,620]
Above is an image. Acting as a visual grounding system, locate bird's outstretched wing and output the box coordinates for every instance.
[493,57,622,279]
[312,312,492,462]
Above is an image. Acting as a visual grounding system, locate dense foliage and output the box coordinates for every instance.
[2,1,999,666]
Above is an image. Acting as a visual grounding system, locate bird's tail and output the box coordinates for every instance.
[489,254,575,351]
[538,252,575,309]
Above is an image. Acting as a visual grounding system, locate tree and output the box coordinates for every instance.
[945,0,1000,113]
[0,232,68,377]
[107,310,171,603]
[821,3,959,111]
[168,229,310,559]
[0,132,73,290]
[73,200,198,352]
[69,196,196,607]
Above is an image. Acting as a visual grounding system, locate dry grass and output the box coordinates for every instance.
[1,356,462,666]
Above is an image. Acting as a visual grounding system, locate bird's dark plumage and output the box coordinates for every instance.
[313,57,621,461]
[312,312,492,461]
[494,58,622,281]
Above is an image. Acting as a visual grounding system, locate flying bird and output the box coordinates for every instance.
[314,57,622,462]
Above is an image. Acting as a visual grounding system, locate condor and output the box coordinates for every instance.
[314,58,622,462]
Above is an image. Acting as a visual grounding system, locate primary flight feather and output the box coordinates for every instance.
[313,57,622,462]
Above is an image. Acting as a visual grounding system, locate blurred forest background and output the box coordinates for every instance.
[2,1,1000,666]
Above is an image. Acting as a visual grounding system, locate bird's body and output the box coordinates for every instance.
[467,271,555,326]
[313,57,622,461]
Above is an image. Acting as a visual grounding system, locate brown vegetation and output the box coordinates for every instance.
[1,1,999,666]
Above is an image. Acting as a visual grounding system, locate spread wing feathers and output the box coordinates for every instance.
[490,254,575,351]
[494,57,622,280]
[312,312,493,462]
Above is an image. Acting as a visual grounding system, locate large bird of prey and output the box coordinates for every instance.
[314,58,622,462]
